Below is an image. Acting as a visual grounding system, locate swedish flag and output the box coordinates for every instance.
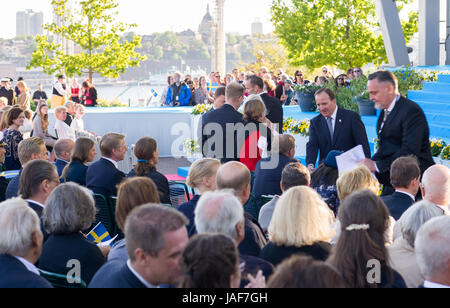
[86,222,111,244]
[150,89,158,97]
[206,82,218,92]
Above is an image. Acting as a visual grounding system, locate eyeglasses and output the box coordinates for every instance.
[338,78,344,81]
[354,70,362,73]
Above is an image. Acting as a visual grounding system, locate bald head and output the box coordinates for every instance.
[422,165,450,207]
[216,162,251,204]
[54,139,75,162]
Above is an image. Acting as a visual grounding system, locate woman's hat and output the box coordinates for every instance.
[324,151,343,169]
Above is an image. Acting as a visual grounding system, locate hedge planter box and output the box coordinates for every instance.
[355,98,377,116]
[296,92,316,112]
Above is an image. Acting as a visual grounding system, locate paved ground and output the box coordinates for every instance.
[157,157,191,175]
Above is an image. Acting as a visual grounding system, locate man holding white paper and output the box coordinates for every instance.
[360,71,434,195]
[306,88,371,172]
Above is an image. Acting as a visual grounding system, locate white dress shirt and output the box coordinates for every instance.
[70,117,85,133]
[327,106,338,131]
[101,156,119,169]
[55,119,76,141]
[26,199,45,209]
[126,260,158,288]
[14,256,40,276]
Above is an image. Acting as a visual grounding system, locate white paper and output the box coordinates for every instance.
[97,235,119,248]
[336,145,366,176]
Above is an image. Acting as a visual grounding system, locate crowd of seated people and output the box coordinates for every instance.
[0,82,450,289]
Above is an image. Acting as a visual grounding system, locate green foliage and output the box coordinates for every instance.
[324,76,368,113]
[97,98,127,107]
[430,139,447,157]
[27,0,146,81]
[271,0,418,70]
[393,66,426,97]
[294,83,322,94]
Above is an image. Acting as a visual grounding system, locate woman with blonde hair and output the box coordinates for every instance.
[337,165,380,202]
[0,106,12,133]
[109,177,161,263]
[239,95,273,172]
[334,165,394,245]
[178,158,221,237]
[16,81,31,111]
[259,186,336,266]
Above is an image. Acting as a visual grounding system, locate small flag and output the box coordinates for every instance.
[150,89,158,97]
[206,82,218,92]
[86,222,111,244]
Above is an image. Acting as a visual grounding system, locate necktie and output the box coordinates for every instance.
[327,117,334,141]
[380,110,390,131]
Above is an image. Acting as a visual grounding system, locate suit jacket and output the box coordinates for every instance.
[0,254,52,288]
[89,261,147,288]
[5,171,21,200]
[238,213,267,257]
[54,159,68,177]
[64,160,89,186]
[381,192,415,221]
[39,233,106,285]
[177,195,201,237]
[201,104,244,164]
[128,169,172,205]
[86,158,125,197]
[260,93,283,133]
[252,155,298,197]
[373,96,434,186]
[306,108,371,167]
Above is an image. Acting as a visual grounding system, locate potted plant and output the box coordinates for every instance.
[354,90,376,116]
[431,139,446,165]
[294,83,322,112]
[283,117,310,157]
[184,139,202,163]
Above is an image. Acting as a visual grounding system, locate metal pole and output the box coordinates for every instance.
[419,0,440,66]
[374,0,410,66]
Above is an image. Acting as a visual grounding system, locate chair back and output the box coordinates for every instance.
[92,193,116,236]
[38,269,87,288]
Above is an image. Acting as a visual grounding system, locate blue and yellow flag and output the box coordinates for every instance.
[150,89,158,97]
[86,222,111,244]
[206,82,219,92]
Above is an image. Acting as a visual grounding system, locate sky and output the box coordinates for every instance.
[0,0,275,39]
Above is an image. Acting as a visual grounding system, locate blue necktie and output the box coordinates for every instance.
[327,117,334,141]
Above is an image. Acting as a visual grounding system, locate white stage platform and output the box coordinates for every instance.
[50,107,195,158]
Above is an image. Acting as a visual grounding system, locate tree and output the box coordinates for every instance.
[271,0,418,70]
[28,0,146,81]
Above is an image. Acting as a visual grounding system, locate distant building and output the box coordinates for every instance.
[251,19,263,36]
[16,10,43,37]
[199,4,214,46]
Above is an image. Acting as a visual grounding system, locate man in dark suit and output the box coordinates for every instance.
[245,75,283,133]
[0,199,52,288]
[381,156,420,220]
[5,138,49,200]
[216,162,267,257]
[86,133,127,197]
[202,82,245,164]
[307,88,371,172]
[252,134,298,197]
[19,160,60,218]
[89,204,189,288]
[53,139,74,177]
[361,71,435,194]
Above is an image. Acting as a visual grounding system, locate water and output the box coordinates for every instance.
[41,84,166,107]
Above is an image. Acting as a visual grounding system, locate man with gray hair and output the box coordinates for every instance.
[388,200,445,288]
[216,161,267,257]
[53,139,74,177]
[415,216,450,288]
[420,165,450,214]
[195,190,274,286]
[89,204,189,288]
[0,198,52,288]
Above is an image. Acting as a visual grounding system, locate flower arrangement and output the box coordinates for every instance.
[283,117,310,137]
[441,145,450,161]
[184,139,201,155]
[294,83,322,94]
[191,104,213,115]
[430,138,447,157]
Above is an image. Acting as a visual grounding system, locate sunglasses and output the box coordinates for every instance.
[354,70,362,73]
